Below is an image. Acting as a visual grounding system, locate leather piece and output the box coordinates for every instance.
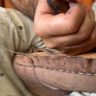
[13,52,96,93]
[13,56,71,96]
[15,52,96,75]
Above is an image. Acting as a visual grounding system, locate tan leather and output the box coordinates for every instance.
[13,52,96,95]
[13,53,71,96]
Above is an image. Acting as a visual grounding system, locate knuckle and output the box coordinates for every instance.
[68,23,78,33]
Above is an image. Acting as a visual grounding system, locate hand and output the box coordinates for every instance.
[34,0,96,55]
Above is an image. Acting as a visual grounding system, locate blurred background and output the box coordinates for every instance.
[0,0,95,9]
[0,0,14,8]
[0,0,96,16]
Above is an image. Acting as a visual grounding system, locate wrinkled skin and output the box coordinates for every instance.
[34,0,96,55]
[10,0,96,55]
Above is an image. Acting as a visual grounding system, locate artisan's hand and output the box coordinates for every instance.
[34,0,96,55]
